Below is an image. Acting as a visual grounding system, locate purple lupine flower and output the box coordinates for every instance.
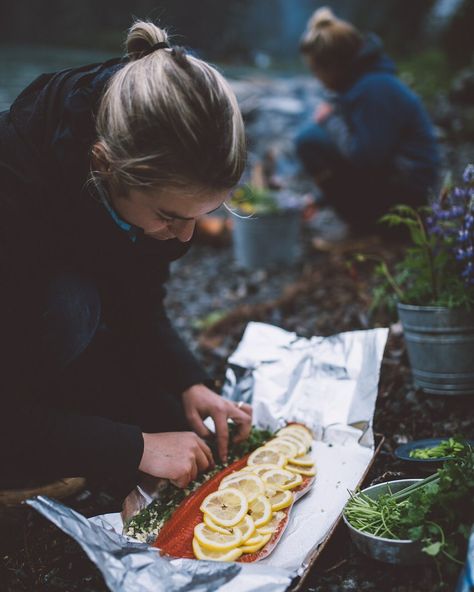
[453,187,467,200]
[462,261,474,277]
[451,205,465,217]
[425,165,474,291]
[463,164,474,184]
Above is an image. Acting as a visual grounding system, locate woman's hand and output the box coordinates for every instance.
[181,384,252,463]
[138,432,214,488]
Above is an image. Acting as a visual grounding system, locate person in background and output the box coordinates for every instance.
[295,7,440,234]
[0,21,252,496]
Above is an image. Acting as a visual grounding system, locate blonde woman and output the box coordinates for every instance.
[0,21,251,494]
[295,8,439,233]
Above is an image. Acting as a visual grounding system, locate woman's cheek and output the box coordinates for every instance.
[144,219,168,233]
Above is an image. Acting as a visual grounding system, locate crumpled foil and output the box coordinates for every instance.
[223,322,388,445]
[28,322,388,591]
[27,496,243,592]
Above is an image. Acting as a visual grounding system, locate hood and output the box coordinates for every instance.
[9,58,125,189]
[347,33,396,86]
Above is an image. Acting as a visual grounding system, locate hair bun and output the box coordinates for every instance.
[126,20,169,60]
[309,7,336,30]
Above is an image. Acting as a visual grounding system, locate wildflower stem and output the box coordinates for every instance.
[414,208,438,301]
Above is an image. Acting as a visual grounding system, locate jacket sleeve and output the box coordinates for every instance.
[333,75,409,168]
[2,395,144,486]
[0,163,143,488]
[101,235,211,397]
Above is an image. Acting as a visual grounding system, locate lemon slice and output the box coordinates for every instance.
[277,430,310,450]
[262,468,303,490]
[241,532,263,546]
[287,453,315,468]
[264,439,298,459]
[218,473,265,503]
[281,423,313,438]
[286,464,317,477]
[247,494,272,527]
[203,513,235,535]
[277,426,313,446]
[240,531,272,554]
[247,447,287,467]
[257,511,286,535]
[276,424,314,446]
[200,487,249,527]
[194,522,242,551]
[219,470,252,486]
[275,435,307,456]
[219,469,250,486]
[245,464,282,478]
[265,487,294,511]
[192,538,243,562]
[234,514,256,544]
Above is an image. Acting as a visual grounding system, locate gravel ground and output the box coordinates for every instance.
[2,226,472,592]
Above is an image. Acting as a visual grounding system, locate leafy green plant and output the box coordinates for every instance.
[230,185,280,215]
[360,165,474,312]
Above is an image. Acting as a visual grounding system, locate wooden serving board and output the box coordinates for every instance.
[153,453,314,562]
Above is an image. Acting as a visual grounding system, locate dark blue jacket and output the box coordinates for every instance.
[330,34,439,193]
[0,60,210,484]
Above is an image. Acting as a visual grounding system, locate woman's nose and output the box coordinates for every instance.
[172,218,196,242]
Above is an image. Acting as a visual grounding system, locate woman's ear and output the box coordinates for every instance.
[91,142,109,173]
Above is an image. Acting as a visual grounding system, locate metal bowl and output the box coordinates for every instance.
[343,479,430,565]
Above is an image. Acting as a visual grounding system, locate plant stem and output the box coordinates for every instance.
[414,209,438,301]
[392,473,439,501]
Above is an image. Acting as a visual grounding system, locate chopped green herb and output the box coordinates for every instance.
[409,438,466,459]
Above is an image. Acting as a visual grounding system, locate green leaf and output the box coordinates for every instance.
[422,541,443,556]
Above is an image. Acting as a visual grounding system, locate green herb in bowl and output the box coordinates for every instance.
[409,438,466,459]
[344,446,474,566]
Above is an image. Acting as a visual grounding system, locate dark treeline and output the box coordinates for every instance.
[0,0,472,64]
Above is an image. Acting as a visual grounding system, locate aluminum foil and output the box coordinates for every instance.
[223,322,388,445]
[28,322,388,591]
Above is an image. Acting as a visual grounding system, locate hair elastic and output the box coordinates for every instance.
[145,41,171,55]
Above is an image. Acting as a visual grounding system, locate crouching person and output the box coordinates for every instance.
[295,7,440,234]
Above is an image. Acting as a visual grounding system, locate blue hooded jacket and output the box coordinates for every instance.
[328,34,440,193]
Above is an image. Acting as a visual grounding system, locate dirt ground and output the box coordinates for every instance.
[1,227,472,592]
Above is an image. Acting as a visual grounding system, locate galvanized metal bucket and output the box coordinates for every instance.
[232,209,301,269]
[397,303,474,396]
[343,479,428,565]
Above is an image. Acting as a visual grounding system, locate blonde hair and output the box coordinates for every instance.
[95,20,246,193]
[300,7,362,72]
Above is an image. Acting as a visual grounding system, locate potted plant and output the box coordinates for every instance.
[363,164,474,395]
[230,163,302,269]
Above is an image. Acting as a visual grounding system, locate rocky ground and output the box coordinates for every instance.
[1,71,473,591]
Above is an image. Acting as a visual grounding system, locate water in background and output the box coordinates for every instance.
[0,45,114,111]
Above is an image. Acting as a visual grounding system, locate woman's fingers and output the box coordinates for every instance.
[187,408,212,439]
[196,436,215,470]
[229,404,253,443]
[213,410,230,463]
